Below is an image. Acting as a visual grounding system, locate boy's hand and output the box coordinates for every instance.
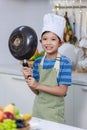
[26,77,39,89]
[22,67,32,79]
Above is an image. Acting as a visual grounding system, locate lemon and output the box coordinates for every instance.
[19,113,32,121]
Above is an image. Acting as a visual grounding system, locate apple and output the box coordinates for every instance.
[0,110,4,122]
[4,111,14,120]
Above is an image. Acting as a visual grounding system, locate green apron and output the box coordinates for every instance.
[32,54,65,124]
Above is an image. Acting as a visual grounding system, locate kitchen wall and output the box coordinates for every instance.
[0,0,51,65]
[0,0,87,66]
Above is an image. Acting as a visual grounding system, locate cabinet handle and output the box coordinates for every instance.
[82,87,87,91]
[12,76,25,81]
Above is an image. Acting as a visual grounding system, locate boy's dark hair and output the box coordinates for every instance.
[41,31,61,42]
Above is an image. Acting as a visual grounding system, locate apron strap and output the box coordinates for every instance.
[54,53,61,76]
[40,52,46,66]
[40,53,61,76]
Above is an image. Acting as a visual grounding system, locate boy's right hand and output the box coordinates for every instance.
[22,67,32,79]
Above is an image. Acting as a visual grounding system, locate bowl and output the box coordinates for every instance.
[18,123,30,130]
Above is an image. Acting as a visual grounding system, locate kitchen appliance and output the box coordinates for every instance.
[8,25,38,66]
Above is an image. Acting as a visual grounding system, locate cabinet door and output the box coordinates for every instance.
[0,73,35,114]
[73,85,87,129]
[64,85,74,126]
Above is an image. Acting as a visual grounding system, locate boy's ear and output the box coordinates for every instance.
[40,39,42,43]
[61,40,64,45]
[58,40,64,47]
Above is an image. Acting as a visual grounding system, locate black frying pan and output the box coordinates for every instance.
[8,25,38,66]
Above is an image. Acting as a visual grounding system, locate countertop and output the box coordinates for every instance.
[72,72,87,86]
[29,117,85,130]
[0,63,87,85]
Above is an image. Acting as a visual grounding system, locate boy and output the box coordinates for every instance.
[22,13,72,123]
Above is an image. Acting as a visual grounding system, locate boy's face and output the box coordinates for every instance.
[40,32,63,55]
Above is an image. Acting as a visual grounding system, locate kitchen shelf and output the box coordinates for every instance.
[54,5,87,9]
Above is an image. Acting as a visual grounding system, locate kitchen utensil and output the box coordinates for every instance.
[86,12,87,35]
[8,25,38,66]
[79,9,83,41]
[70,8,77,45]
[64,11,73,42]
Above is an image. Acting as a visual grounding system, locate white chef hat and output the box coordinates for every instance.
[41,13,66,40]
[79,37,87,48]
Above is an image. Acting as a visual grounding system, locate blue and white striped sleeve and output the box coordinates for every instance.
[58,57,72,86]
[32,57,42,82]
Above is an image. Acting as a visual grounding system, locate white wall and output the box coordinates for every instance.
[0,0,51,65]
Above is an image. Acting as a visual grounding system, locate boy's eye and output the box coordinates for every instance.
[52,38,56,41]
[42,38,47,40]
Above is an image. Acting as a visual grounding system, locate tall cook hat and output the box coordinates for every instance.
[41,13,66,40]
[79,37,87,48]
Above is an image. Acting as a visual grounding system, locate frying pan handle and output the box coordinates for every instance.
[23,59,29,67]
[22,59,32,78]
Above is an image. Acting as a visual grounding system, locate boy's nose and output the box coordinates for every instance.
[47,40,50,44]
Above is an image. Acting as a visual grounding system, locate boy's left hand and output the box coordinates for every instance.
[26,77,39,89]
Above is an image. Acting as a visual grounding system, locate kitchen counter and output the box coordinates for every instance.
[29,117,85,130]
[72,72,87,86]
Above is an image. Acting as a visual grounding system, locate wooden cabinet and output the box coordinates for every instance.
[0,73,35,114]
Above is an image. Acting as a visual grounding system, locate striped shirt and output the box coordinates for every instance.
[32,55,72,86]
